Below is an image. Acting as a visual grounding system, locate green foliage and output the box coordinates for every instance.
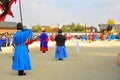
[98,24,100,27]
[31,22,84,32]
[61,25,69,32]
[31,25,42,32]
[75,23,84,32]
[45,26,52,32]
[69,22,76,32]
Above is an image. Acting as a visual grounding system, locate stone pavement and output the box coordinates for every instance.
[0,43,120,80]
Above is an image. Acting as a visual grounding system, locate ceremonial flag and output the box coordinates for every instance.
[0,0,16,22]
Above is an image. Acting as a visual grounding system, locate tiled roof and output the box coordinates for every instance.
[0,22,17,28]
[99,24,109,30]
[99,24,120,30]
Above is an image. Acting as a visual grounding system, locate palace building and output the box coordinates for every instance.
[0,22,17,34]
[98,24,120,33]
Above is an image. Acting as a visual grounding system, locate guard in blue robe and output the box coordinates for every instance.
[55,29,68,60]
[39,30,48,53]
[12,23,32,76]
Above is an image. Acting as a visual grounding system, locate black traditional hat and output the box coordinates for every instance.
[42,29,46,32]
[58,29,62,33]
[17,23,23,30]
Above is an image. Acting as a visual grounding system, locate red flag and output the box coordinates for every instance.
[0,0,16,22]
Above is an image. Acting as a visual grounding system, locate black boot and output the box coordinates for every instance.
[59,58,63,60]
[42,51,45,53]
[18,70,26,76]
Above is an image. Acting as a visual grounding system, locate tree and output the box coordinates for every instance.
[69,22,76,32]
[31,25,42,32]
[61,25,69,32]
[45,26,52,32]
[75,24,84,32]
[52,27,59,32]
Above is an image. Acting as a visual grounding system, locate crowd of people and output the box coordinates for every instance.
[0,33,13,52]
[0,33,13,47]
[0,30,120,52]
[48,32,118,43]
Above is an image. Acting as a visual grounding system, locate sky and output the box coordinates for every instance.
[5,0,120,28]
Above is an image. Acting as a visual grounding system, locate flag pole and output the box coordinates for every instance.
[19,0,23,24]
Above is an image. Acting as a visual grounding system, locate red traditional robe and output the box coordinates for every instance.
[25,39,36,52]
[100,33,104,41]
[88,33,92,42]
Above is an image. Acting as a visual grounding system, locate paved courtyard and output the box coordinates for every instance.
[0,41,120,80]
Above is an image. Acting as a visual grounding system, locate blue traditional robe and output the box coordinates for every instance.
[108,34,116,41]
[85,34,88,41]
[12,29,32,71]
[0,38,6,51]
[0,39,3,51]
[39,32,48,52]
[55,46,67,59]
